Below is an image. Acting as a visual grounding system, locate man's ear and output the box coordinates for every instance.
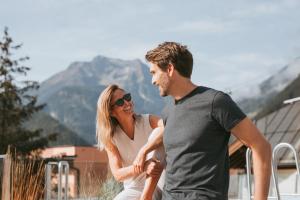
[167,63,175,76]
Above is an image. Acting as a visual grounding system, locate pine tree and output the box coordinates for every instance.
[0,27,56,155]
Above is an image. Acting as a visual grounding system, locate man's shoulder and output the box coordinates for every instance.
[192,86,221,100]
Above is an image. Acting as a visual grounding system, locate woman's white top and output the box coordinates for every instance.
[112,114,154,189]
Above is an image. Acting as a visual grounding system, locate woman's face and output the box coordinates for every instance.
[110,89,134,120]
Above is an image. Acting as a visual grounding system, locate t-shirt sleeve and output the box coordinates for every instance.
[211,92,246,132]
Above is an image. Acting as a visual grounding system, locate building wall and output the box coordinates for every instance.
[41,146,109,198]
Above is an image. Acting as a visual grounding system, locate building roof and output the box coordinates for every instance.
[41,146,108,163]
[229,99,300,168]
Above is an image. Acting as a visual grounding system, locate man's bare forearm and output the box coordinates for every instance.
[142,127,163,154]
[252,142,272,200]
[231,118,272,200]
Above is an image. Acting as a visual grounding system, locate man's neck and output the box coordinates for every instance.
[171,79,198,101]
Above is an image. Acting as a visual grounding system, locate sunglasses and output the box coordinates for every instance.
[112,93,132,107]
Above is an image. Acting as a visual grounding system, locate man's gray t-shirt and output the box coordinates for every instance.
[162,86,246,200]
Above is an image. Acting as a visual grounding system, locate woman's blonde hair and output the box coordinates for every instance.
[96,84,121,150]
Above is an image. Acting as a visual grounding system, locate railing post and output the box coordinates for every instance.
[246,147,281,200]
[58,161,69,200]
[45,161,69,200]
[246,148,252,200]
[272,143,300,200]
[45,162,58,200]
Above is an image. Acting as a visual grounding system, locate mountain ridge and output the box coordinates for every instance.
[30,54,300,145]
[37,55,165,144]
[238,56,300,114]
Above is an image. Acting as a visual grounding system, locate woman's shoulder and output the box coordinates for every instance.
[135,113,153,129]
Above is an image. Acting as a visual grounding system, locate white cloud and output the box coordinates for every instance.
[192,52,286,100]
[164,19,237,34]
[1,0,299,91]
[225,53,285,68]
[231,3,280,18]
[282,0,300,7]
[96,42,154,61]
[231,0,300,18]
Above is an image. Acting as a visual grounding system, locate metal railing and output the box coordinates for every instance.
[246,143,300,200]
[246,148,281,200]
[45,161,69,200]
[246,148,254,200]
[271,143,300,200]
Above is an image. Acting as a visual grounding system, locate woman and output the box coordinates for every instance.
[96,84,165,200]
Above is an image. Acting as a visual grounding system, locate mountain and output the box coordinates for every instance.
[238,57,300,114]
[37,55,165,144]
[24,111,89,146]
[259,57,300,95]
[254,74,300,119]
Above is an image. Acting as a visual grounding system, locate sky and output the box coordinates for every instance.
[1,0,300,98]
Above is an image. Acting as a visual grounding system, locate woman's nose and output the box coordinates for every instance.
[124,99,131,106]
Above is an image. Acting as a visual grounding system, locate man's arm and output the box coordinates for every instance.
[105,144,141,182]
[231,117,272,200]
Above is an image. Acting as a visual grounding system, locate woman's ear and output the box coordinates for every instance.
[110,108,116,118]
[110,116,117,125]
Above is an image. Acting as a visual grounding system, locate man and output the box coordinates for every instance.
[140,42,271,200]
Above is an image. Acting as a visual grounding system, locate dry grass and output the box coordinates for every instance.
[2,153,122,200]
[10,155,45,200]
[98,176,123,200]
[78,163,122,200]
[78,163,104,198]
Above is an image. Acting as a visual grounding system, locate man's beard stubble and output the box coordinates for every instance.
[159,76,170,97]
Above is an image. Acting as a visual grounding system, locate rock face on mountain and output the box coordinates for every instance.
[259,57,300,95]
[38,55,165,144]
[24,111,89,146]
[255,74,300,119]
[238,57,300,115]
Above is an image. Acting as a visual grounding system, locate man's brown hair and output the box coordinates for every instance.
[145,42,193,78]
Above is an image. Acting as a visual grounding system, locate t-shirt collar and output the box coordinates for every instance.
[174,86,200,105]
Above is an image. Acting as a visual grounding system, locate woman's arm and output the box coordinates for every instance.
[133,115,164,173]
[140,160,164,200]
[105,143,141,182]
[139,115,165,200]
[147,115,164,151]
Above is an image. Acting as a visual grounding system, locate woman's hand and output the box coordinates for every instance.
[133,147,147,174]
[144,159,163,178]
